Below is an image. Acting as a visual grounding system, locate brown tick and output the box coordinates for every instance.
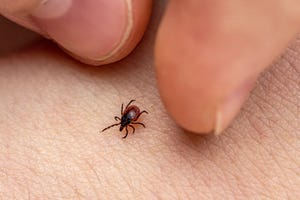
[101,100,148,138]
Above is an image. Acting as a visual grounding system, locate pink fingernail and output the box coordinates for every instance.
[31,0,72,19]
[215,78,256,135]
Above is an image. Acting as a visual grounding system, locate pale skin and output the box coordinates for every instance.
[0,0,300,199]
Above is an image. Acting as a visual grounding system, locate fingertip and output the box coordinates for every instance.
[155,0,299,134]
[2,0,152,65]
[31,0,152,65]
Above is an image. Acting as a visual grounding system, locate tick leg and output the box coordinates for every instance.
[131,122,146,128]
[129,125,135,134]
[121,103,124,115]
[101,123,120,132]
[123,126,129,139]
[125,99,136,110]
[114,116,121,121]
[135,110,148,120]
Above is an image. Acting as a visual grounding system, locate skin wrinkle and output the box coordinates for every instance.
[120,168,136,199]
[274,133,300,177]
[224,127,284,196]
[134,172,161,199]
[248,92,289,133]
[201,145,232,186]
[89,162,112,199]
[69,170,94,198]
[285,41,300,66]
[44,130,89,195]
[211,137,246,197]
[136,155,169,197]
[127,151,161,197]
[205,134,250,197]
[249,87,297,135]
[146,142,198,199]
[275,125,297,164]
[267,153,294,198]
[83,159,104,199]
[246,147,281,196]
[244,65,298,198]
[270,80,298,117]
[270,74,295,103]
[80,162,100,199]
[251,129,294,196]
[176,137,233,198]
[36,157,61,197]
[212,134,246,196]
[104,153,132,198]
[212,140,262,196]
[10,167,39,199]
[59,179,84,200]
[165,155,199,198]
[278,56,300,83]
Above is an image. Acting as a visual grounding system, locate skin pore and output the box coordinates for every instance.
[0,2,299,200]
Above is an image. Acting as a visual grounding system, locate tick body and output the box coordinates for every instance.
[101,100,148,138]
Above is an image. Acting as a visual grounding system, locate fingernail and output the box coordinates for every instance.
[214,78,256,135]
[31,0,131,61]
[31,0,72,19]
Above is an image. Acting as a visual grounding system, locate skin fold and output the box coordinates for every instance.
[0,2,299,200]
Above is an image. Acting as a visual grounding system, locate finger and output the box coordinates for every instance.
[155,0,300,134]
[0,0,152,65]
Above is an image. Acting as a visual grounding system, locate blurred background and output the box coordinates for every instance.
[0,16,39,56]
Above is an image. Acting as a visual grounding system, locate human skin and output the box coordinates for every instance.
[1,0,299,135]
[0,3,300,200]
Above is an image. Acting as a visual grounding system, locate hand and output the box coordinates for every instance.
[0,1,299,199]
[1,0,299,134]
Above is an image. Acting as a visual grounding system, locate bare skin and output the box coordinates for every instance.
[0,3,300,200]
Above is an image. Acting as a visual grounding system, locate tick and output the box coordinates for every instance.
[101,100,148,138]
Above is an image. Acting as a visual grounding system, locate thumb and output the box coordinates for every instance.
[0,0,152,65]
[155,0,300,134]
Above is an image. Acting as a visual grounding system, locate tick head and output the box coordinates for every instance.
[119,125,125,132]
[120,115,131,128]
[120,119,131,132]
